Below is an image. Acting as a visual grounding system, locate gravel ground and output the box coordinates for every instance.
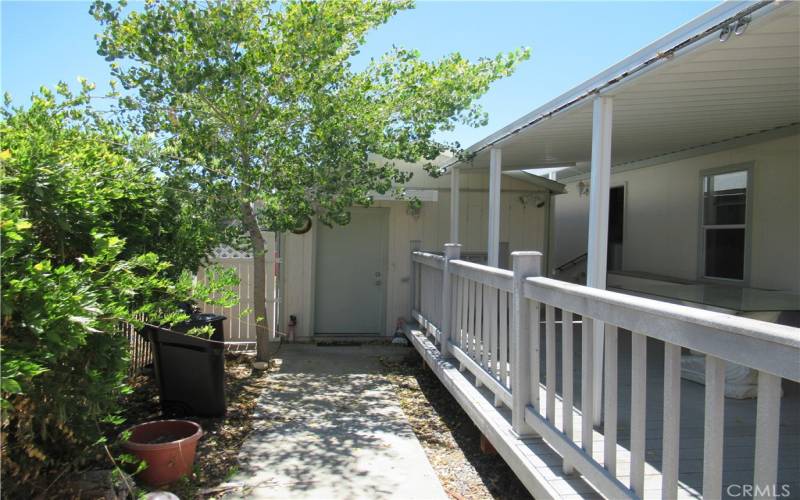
[382,350,533,500]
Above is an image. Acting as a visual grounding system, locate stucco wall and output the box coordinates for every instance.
[553,133,800,292]
[281,170,550,339]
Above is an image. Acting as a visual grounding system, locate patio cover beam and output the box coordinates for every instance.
[587,95,613,425]
[488,148,502,267]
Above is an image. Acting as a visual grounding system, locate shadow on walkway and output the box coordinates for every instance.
[229,344,447,499]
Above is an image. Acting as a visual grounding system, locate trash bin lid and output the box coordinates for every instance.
[191,313,226,323]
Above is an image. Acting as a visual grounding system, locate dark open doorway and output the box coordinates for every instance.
[608,186,624,271]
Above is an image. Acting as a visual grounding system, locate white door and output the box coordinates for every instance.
[314,208,388,335]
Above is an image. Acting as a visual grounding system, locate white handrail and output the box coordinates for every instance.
[412,250,445,270]
[449,259,513,292]
[523,276,800,381]
[410,244,798,500]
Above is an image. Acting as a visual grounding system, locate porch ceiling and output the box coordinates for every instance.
[453,1,800,181]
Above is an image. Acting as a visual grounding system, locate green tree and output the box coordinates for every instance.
[0,83,237,490]
[92,0,529,360]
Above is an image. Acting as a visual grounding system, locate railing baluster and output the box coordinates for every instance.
[460,275,467,349]
[562,311,574,474]
[467,279,475,356]
[478,283,485,364]
[455,275,463,348]
[582,316,594,457]
[703,355,726,499]
[530,300,542,413]
[754,371,781,500]
[662,342,682,500]
[500,290,509,388]
[604,325,618,475]
[481,285,494,372]
[546,305,556,423]
[478,283,486,368]
[472,280,479,357]
[420,265,427,323]
[490,287,499,378]
[630,332,647,496]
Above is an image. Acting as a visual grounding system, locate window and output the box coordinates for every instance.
[701,169,748,281]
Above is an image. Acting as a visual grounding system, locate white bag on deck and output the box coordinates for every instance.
[681,353,781,400]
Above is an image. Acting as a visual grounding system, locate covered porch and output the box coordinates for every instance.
[409,1,800,498]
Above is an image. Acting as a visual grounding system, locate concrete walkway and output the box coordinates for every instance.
[228,344,448,500]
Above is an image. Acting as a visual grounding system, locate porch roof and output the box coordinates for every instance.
[448,1,800,182]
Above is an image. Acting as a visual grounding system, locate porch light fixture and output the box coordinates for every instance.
[734,17,750,36]
[719,24,732,42]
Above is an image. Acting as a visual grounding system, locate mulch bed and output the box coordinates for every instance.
[382,350,533,500]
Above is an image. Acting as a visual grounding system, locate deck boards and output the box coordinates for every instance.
[406,321,800,499]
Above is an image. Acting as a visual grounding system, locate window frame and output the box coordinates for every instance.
[697,162,754,285]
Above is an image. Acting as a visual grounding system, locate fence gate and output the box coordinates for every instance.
[196,233,279,349]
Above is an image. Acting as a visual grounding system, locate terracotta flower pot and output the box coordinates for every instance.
[121,420,203,487]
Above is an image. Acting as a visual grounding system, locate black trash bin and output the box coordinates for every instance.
[144,313,227,417]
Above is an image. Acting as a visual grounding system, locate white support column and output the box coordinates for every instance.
[440,243,461,358]
[450,167,460,244]
[586,95,613,425]
[488,148,502,268]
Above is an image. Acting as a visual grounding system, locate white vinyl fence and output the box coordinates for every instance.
[410,244,800,500]
[196,239,279,348]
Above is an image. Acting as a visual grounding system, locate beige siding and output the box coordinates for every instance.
[553,133,800,291]
[281,171,549,339]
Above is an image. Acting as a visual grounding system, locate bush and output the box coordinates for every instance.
[0,83,236,491]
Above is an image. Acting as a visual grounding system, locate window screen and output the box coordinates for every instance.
[701,170,747,280]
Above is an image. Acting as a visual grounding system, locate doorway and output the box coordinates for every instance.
[608,185,625,271]
[314,208,389,335]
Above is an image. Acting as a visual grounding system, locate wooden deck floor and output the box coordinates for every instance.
[406,322,800,499]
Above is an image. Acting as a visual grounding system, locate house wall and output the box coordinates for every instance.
[280,170,550,340]
[553,133,800,292]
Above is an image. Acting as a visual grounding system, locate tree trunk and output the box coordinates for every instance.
[240,200,271,362]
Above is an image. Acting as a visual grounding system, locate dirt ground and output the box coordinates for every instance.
[382,350,533,500]
[103,353,271,498]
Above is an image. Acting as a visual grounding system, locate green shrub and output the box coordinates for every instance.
[0,83,236,490]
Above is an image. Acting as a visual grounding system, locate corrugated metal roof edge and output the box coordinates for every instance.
[446,0,786,172]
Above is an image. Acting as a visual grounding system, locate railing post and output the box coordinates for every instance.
[441,243,461,357]
[511,251,542,437]
[410,240,421,317]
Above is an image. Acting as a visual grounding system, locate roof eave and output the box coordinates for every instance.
[446,0,787,170]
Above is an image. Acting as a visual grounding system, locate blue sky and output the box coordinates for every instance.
[1,1,714,147]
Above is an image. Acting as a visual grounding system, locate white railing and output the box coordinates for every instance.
[410,244,800,500]
[411,251,445,342]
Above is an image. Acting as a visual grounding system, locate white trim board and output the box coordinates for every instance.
[557,122,799,184]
